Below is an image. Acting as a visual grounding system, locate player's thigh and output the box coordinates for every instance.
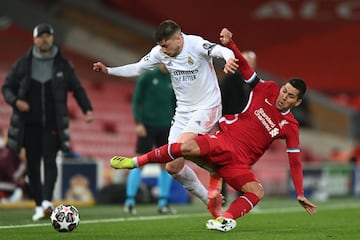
[168,119,185,143]
[169,106,221,143]
[183,107,222,135]
[222,168,260,193]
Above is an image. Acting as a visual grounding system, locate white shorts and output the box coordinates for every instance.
[168,105,222,143]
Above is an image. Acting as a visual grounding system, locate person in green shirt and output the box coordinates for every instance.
[124,64,177,215]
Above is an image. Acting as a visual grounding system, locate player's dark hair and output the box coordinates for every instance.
[288,77,306,99]
[154,20,181,42]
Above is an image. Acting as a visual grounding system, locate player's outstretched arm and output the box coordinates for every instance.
[297,195,317,215]
[93,62,108,74]
[219,28,232,45]
[219,28,255,81]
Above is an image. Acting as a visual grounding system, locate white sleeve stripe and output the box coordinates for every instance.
[168,144,175,160]
[286,148,301,153]
[241,91,253,113]
[240,195,254,209]
[245,72,257,83]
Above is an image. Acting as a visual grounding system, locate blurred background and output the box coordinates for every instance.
[0,0,359,207]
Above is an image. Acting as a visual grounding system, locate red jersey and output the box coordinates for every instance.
[219,80,300,166]
[197,40,304,196]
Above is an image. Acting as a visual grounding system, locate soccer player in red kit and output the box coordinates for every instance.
[110,28,317,232]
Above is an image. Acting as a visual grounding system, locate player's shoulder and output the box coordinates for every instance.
[282,111,299,127]
[184,33,204,42]
[184,34,214,49]
[150,45,162,55]
[260,80,278,88]
[255,80,278,92]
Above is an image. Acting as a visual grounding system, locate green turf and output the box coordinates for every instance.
[1,197,359,240]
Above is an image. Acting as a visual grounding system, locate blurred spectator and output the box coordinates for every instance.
[0,128,6,149]
[124,64,177,215]
[2,23,94,221]
[301,147,321,164]
[0,128,29,203]
[329,147,349,163]
[349,141,360,165]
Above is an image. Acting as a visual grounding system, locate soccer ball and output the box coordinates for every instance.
[50,204,80,232]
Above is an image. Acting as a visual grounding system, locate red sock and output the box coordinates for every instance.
[222,192,260,219]
[137,143,182,166]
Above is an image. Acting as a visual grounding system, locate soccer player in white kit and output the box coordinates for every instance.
[93,20,236,217]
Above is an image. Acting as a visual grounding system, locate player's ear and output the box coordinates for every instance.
[294,98,302,107]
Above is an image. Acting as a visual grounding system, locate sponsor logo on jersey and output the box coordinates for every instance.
[254,108,278,137]
[172,69,198,82]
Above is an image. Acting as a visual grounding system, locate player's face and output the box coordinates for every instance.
[158,33,182,57]
[276,83,302,112]
[34,33,54,54]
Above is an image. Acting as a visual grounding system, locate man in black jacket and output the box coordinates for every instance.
[2,23,94,221]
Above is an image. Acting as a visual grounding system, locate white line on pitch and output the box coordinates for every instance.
[1,202,359,230]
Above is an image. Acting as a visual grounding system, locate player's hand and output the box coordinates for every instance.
[297,195,317,215]
[93,62,108,74]
[84,111,94,123]
[16,99,30,112]
[219,28,233,45]
[224,58,238,74]
[135,123,147,137]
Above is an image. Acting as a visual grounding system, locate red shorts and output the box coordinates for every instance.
[194,133,259,192]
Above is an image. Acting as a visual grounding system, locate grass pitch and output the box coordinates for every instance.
[1,197,359,240]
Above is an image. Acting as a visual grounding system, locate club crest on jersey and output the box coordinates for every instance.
[188,56,194,65]
[279,119,289,128]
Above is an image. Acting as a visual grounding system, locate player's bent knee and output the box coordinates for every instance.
[165,158,185,175]
[242,181,265,199]
[255,187,265,199]
[254,183,265,199]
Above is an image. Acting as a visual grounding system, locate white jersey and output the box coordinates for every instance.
[108,33,235,112]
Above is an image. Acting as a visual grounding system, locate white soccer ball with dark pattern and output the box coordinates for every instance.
[50,204,80,232]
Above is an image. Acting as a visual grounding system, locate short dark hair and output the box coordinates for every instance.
[154,20,181,42]
[287,77,307,99]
